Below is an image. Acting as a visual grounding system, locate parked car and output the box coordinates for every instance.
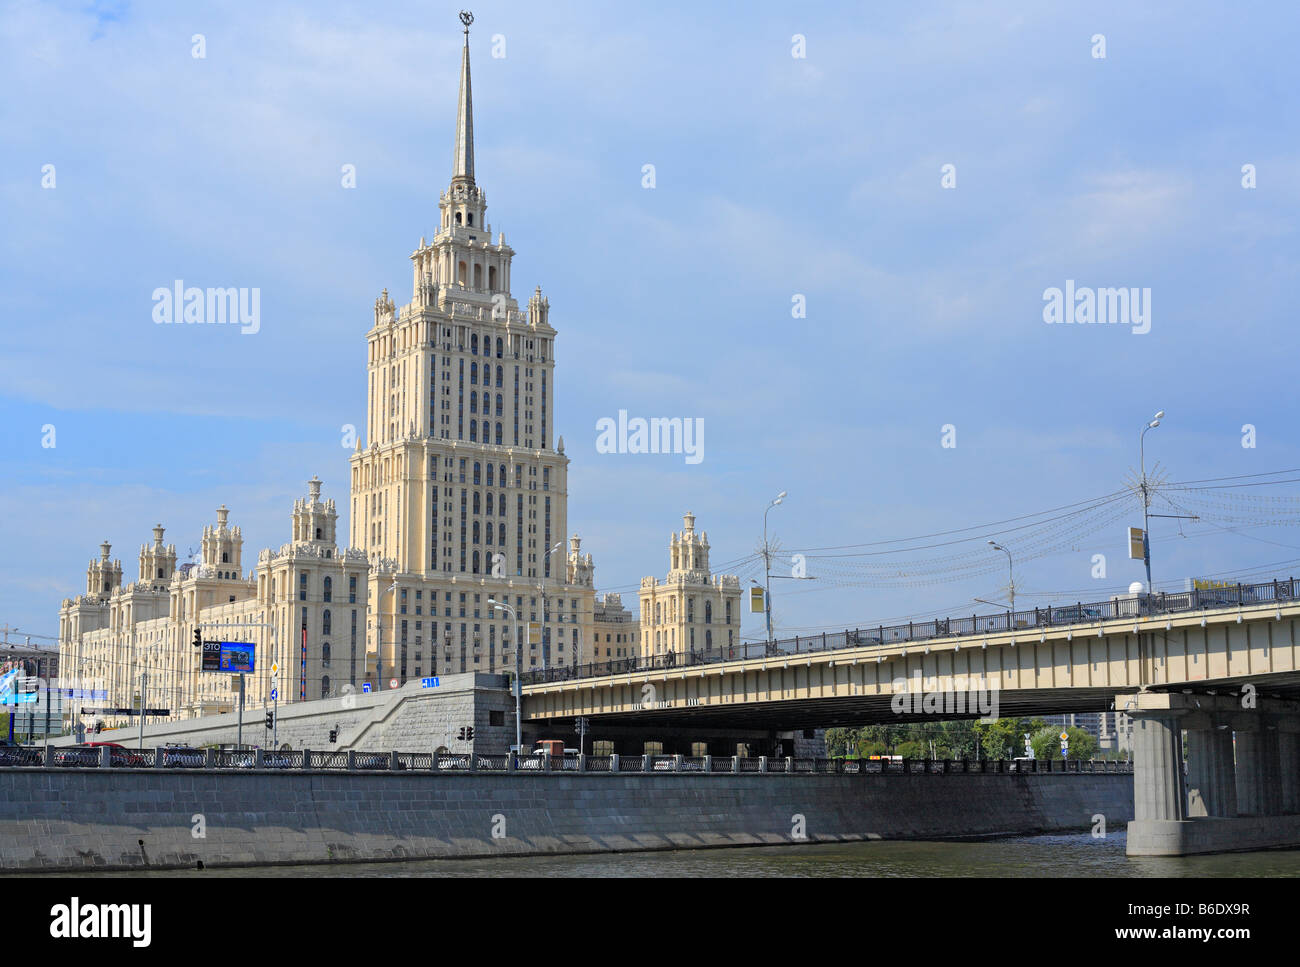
[53,745,101,767]
[160,746,205,768]
[231,751,294,769]
[84,742,147,767]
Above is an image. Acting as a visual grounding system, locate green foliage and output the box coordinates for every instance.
[1030,725,1097,761]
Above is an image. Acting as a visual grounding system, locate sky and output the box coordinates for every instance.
[2,0,1299,647]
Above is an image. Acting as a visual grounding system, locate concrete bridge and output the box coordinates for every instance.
[523,578,1300,855]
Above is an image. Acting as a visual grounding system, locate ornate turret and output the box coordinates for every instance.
[293,476,339,545]
[138,524,178,587]
[201,505,243,575]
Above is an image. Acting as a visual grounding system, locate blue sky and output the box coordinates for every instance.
[2,0,1299,644]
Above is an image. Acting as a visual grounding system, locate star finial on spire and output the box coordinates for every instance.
[452,11,476,187]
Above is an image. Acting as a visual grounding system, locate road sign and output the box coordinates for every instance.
[750,586,764,613]
[527,622,541,645]
[1128,527,1145,560]
[389,678,398,689]
[362,682,371,693]
[271,661,279,674]
[1060,732,1069,741]
[270,687,278,701]
[421,677,441,688]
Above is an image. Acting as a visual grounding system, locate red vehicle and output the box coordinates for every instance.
[56,743,148,764]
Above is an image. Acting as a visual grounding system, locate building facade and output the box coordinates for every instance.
[55,21,613,730]
[349,20,596,684]
[639,513,742,660]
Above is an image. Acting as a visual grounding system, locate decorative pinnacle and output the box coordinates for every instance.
[459,10,473,31]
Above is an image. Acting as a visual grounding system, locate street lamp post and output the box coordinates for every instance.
[488,598,522,756]
[763,491,787,643]
[376,580,398,690]
[987,541,1015,613]
[539,541,563,669]
[1138,411,1164,593]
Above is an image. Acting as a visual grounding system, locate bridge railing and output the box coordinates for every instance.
[522,575,1300,686]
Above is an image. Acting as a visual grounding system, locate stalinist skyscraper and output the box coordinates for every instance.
[350,12,595,685]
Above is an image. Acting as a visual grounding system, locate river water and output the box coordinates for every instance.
[61,833,1300,877]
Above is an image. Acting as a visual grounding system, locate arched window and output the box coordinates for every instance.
[498,522,506,546]
[470,362,477,384]
[726,601,732,625]
[495,423,503,445]
[473,521,480,543]
[488,265,497,290]
[221,552,229,563]
[467,212,473,226]
[486,493,494,515]
[496,394,503,417]
[473,264,482,289]
[495,365,503,387]
[321,674,331,698]
[470,391,478,414]
[473,492,481,514]
[705,601,712,624]
[455,212,462,225]
[473,462,481,484]
[469,422,477,441]
[655,602,661,623]
[323,577,332,602]
[486,463,494,487]
[472,551,481,573]
[322,641,331,665]
[323,609,331,635]
[496,338,503,358]
[706,630,713,648]
[471,334,478,355]
[458,261,467,284]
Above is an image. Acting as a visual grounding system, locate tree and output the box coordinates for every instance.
[1031,725,1097,761]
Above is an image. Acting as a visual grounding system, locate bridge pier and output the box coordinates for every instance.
[1185,717,1235,819]
[1123,692,1300,856]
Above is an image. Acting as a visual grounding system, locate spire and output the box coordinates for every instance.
[452,11,475,188]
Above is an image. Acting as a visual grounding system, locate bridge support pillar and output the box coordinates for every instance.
[1235,720,1282,817]
[1131,710,1186,824]
[1279,723,1300,814]
[1125,693,1300,855]
[1186,718,1236,819]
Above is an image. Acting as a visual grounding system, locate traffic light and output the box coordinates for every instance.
[192,627,202,649]
[265,712,274,730]
[328,728,338,743]
[458,726,475,741]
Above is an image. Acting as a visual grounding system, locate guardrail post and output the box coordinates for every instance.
[254,748,265,769]
[44,745,54,768]
[759,755,768,774]
[204,748,217,769]
[673,754,683,773]
[730,755,739,774]
[785,756,794,773]
[99,746,111,769]
[703,754,712,773]
[469,753,479,773]
[153,747,164,769]
[390,750,400,772]
[301,748,311,771]
[431,750,442,772]
[347,750,357,771]
[642,753,652,773]
[578,753,587,773]
[506,751,516,773]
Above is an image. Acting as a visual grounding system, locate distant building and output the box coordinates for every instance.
[591,593,639,662]
[639,513,742,659]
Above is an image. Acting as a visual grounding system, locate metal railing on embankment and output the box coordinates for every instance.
[0,747,1133,776]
